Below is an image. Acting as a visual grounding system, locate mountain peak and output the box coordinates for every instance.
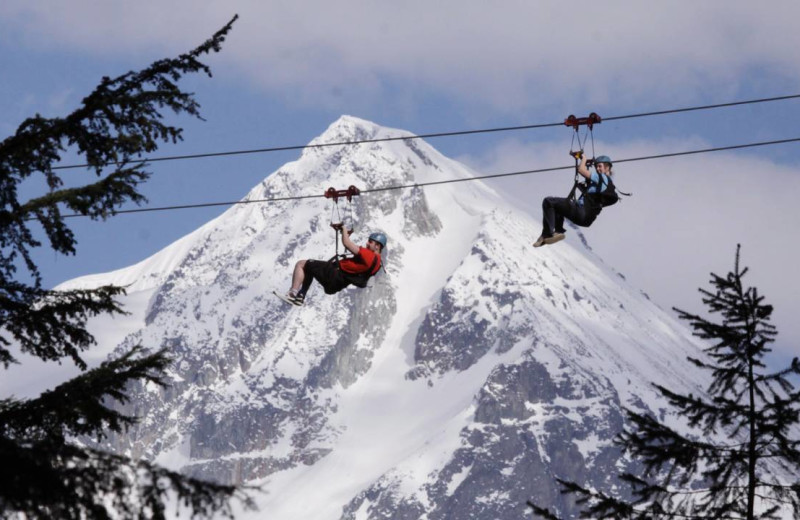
[309,115,410,148]
[268,115,487,205]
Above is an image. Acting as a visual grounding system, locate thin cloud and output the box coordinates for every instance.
[2,1,800,112]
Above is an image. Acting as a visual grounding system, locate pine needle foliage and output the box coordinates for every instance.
[530,245,800,519]
[0,15,256,519]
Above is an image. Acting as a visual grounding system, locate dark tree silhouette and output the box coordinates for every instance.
[529,245,800,519]
[0,15,255,519]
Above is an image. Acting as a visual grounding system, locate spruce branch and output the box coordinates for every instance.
[0,15,252,520]
[0,346,169,441]
[0,284,127,368]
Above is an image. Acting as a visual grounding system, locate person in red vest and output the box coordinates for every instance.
[279,228,386,306]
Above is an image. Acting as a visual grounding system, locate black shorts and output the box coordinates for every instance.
[304,259,350,295]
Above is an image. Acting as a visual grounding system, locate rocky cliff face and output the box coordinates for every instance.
[66,116,710,519]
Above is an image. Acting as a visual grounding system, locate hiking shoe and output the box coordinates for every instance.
[543,233,565,245]
[533,234,547,247]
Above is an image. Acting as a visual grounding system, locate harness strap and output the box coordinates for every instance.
[366,254,380,276]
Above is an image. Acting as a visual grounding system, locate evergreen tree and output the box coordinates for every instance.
[0,16,255,519]
[529,246,800,519]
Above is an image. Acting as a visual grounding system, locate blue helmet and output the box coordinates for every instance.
[368,232,387,249]
[595,155,613,166]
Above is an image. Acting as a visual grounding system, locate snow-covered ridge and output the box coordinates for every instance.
[56,225,202,293]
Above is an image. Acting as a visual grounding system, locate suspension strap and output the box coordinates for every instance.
[324,185,361,264]
[564,113,601,201]
[324,185,360,229]
[330,226,345,266]
[567,151,583,202]
[565,112,601,158]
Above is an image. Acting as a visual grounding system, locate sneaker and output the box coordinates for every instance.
[543,233,565,245]
[533,234,547,247]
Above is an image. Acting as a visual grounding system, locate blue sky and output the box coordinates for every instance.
[2,1,799,365]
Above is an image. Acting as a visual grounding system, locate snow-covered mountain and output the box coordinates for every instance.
[60,116,712,519]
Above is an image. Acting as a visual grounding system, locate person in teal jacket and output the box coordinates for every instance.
[534,154,614,247]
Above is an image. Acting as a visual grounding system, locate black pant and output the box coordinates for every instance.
[541,197,599,236]
[300,259,350,296]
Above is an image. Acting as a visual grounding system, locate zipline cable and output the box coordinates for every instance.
[49,94,800,172]
[602,94,800,122]
[54,136,800,219]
